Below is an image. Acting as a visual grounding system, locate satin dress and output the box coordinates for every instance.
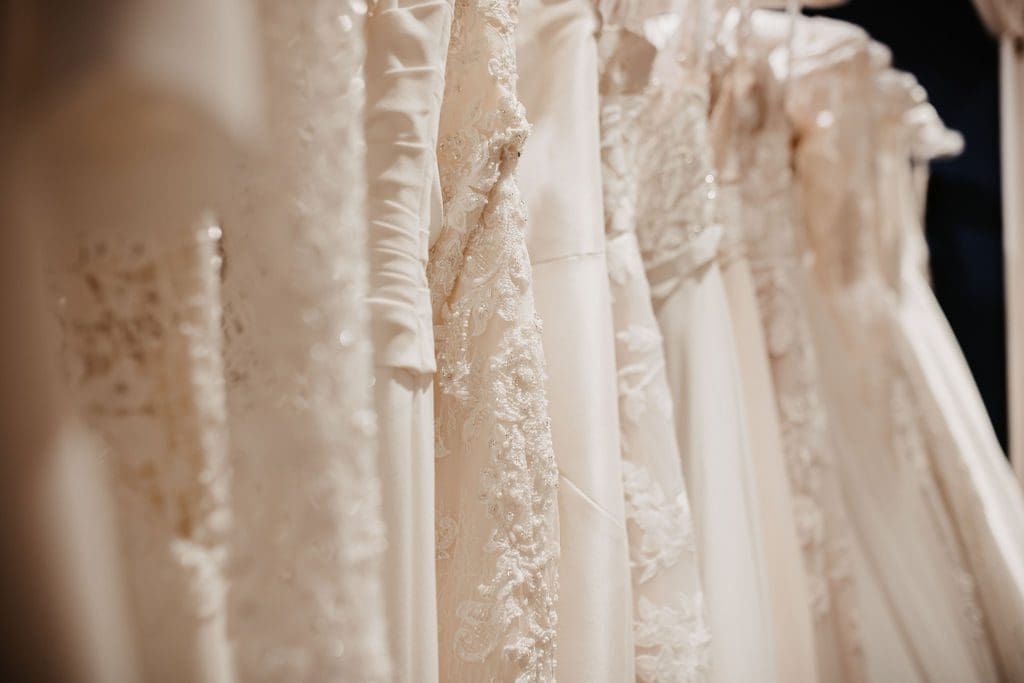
[364,1,453,679]
[517,0,635,678]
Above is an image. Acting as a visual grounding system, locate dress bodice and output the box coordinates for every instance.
[635,0,722,303]
[788,18,878,294]
[597,1,660,242]
[517,0,605,263]
[730,11,801,265]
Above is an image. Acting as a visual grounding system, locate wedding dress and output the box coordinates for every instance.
[730,10,873,681]
[878,70,1024,680]
[635,2,778,680]
[2,3,260,679]
[516,0,634,678]
[32,26,257,683]
[707,6,819,681]
[220,2,389,680]
[788,17,1000,681]
[597,4,711,681]
[364,1,452,678]
[429,0,560,678]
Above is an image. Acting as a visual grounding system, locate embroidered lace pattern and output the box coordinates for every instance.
[635,81,719,282]
[220,2,390,680]
[429,0,559,680]
[599,22,710,681]
[633,595,713,683]
[621,461,695,584]
[740,53,868,679]
[51,221,233,681]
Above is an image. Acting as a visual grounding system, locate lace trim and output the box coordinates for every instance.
[622,461,694,584]
[52,221,233,677]
[752,262,868,677]
[633,594,712,683]
[636,84,719,277]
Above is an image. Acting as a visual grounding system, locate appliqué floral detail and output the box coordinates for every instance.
[430,0,559,680]
[633,594,712,683]
[622,461,695,584]
[436,515,459,561]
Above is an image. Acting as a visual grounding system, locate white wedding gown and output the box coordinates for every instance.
[597,5,712,681]
[33,34,251,683]
[429,0,560,678]
[635,3,778,681]
[220,2,390,680]
[364,1,453,679]
[5,2,262,680]
[878,70,1024,681]
[517,0,635,678]
[788,16,1000,682]
[736,10,872,681]
[707,5,820,680]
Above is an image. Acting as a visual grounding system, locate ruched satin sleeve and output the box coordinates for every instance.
[365,0,452,372]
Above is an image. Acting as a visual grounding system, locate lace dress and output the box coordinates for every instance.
[788,18,999,682]
[220,2,389,680]
[429,0,560,678]
[879,71,1024,681]
[597,5,711,682]
[635,2,778,681]
[733,10,871,682]
[706,6,819,681]
[516,0,634,678]
[35,70,246,683]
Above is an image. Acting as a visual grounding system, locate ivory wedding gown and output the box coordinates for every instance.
[220,2,390,680]
[6,2,264,679]
[877,70,1024,680]
[597,4,711,681]
[516,0,634,678]
[32,3,262,679]
[635,2,778,680]
[706,5,819,680]
[788,17,1000,682]
[429,0,560,678]
[364,1,452,678]
[735,10,871,681]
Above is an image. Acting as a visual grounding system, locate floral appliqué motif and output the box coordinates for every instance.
[634,594,712,683]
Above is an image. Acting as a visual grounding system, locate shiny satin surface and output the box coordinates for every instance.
[366,0,452,373]
[364,2,452,679]
[518,0,635,679]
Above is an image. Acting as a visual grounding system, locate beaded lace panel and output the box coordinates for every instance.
[220,2,389,680]
[52,222,233,681]
[601,76,710,681]
[429,0,559,680]
[635,81,718,279]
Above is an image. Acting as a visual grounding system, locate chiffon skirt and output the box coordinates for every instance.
[653,232,779,683]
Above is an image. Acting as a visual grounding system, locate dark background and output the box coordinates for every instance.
[811,0,1008,448]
